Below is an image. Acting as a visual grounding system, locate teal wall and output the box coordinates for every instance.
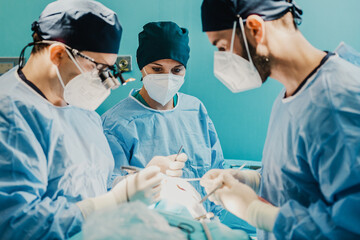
[1,0,359,161]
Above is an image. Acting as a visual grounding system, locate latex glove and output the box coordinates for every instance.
[202,173,279,232]
[146,153,188,177]
[76,166,163,219]
[200,168,261,193]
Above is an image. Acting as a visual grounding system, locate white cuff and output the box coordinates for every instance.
[111,175,131,204]
[246,199,279,232]
[112,175,126,188]
[76,192,117,219]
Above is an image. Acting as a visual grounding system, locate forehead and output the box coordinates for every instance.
[206,29,233,45]
[149,59,183,67]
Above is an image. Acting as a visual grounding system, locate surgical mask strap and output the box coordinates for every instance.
[65,48,85,74]
[55,67,66,89]
[230,21,236,53]
[238,17,255,66]
[143,67,148,76]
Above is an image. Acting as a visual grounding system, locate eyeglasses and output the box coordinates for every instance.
[19,40,135,90]
[66,47,130,90]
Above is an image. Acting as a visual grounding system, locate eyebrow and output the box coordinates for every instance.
[149,63,184,68]
[150,63,162,66]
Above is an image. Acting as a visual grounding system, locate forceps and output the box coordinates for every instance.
[199,163,247,204]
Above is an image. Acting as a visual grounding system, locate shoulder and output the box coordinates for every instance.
[102,94,149,131]
[178,92,208,113]
[0,67,25,98]
[311,55,360,108]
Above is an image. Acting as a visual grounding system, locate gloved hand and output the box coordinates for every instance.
[146,153,188,177]
[201,173,279,232]
[76,166,163,219]
[200,168,261,193]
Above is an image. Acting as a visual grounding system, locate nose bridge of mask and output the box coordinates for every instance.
[143,67,183,89]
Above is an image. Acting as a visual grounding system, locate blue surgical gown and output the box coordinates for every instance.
[102,89,255,233]
[259,53,360,239]
[0,67,114,239]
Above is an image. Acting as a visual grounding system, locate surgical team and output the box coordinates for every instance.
[0,0,359,239]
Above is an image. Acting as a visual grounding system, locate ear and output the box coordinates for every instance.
[245,15,265,44]
[49,44,67,67]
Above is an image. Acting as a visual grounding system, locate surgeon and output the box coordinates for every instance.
[0,1,163,239]
[101,21,254,232]
[200,0,360,239]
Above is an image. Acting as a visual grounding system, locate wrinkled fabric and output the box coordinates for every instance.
[83,201,186,240]
[335,42,360,67]
[33,0,122,53]
[0,67,114,239]
[201,0,302,32]
[229,0,302,23]
[259,54,360,239]
[201,0,237,31]
[102,89,255,233]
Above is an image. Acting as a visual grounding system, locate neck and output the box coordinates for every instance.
[22,53,67,106]
[139,87,174,110]
[270,32,327,97]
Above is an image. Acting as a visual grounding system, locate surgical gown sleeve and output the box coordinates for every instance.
[208,117,225,170]
[206,116,225,215]
[0,101,83,239]
[103,130,130,184]
[273,66,360,239]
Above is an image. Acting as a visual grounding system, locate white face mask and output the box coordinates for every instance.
[213,18,262,93]
[142,68,184,106]
[56,49,110,111]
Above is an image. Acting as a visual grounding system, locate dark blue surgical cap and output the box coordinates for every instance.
[31,0,122,54]
[136,21,190,70]
[201,0,303,32]
[201,0,237,31]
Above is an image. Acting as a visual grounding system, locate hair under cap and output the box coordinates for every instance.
[136,21,190,70]
[31,0,122,54]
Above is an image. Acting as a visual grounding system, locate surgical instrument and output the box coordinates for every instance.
[199,163,247,204]
[174,145,183,161]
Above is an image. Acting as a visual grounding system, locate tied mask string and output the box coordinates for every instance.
[230,21,236,54]
[287,0,303,25]
[237,17,255,66]
[19,42,36,69]
[55,67,66,89]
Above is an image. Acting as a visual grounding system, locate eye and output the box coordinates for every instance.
[152,67,162,72]
[172,68,182,74]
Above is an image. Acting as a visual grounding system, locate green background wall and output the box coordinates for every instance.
[1,0,359,161]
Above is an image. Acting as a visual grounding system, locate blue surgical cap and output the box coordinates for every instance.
[201,0,238,31]
[136,21,190,70]
[201,0,303,32]
[31,0,122,54]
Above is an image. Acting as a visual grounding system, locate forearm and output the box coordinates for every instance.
[0,196,83,240]
[77,178,128,219]
[273,199,360,240]
[246,199,279,232]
